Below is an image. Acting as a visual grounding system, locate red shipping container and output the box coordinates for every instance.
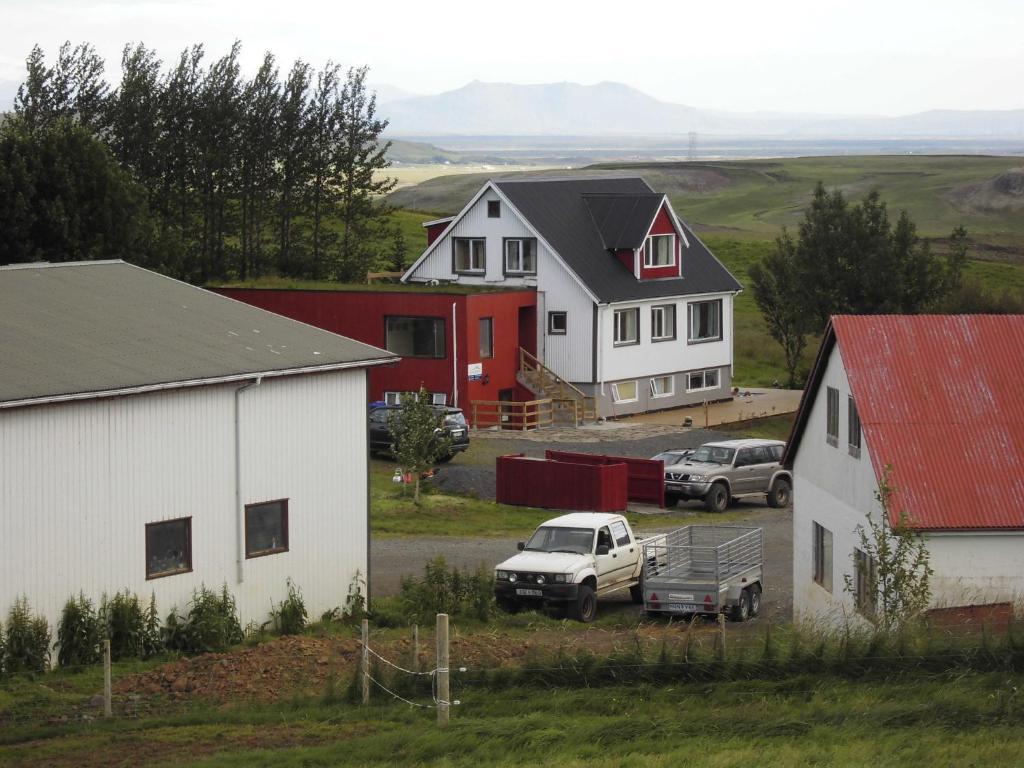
[496,454,628,512]
[545,450,665,507]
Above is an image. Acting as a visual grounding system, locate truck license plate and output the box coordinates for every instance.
[668,603,703,613]
[516,588,543,597]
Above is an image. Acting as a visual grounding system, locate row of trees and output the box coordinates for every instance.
[5,41,396,282]
[749,183,969,386]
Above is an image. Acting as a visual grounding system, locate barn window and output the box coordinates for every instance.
[479,317,493,359]
[547,311,567,335]
[643,234,675,267]
[503,238,537,274]
[246,500,289,558]
[687,300,722,343]
[487,200,501,218]
[812,521,833,593]
[385,316,446,358]
[848,396,861,458]
[826,387,839,447]
[453,238,486,273]
[854,548,878,617]
[686,368,720,392]
[146,518,192,579]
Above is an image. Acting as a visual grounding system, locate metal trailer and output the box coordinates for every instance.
[642,525,765,621]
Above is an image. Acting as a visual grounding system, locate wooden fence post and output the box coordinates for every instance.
[436,613,449,726]
[361,618,370,705]
[103,638,112,717]
[412,624,419,673]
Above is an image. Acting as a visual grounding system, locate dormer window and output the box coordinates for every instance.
[644,234,675,268]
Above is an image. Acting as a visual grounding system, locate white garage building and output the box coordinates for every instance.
[0,260,394,633]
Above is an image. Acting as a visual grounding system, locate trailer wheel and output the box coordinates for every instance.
[571,584,597,623]
[730,589,751,622]
[749,584,762,617]
[705,482,730,513]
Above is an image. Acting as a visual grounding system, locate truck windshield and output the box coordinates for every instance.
[691,445,736,464]
[652,451,688,466]
[524,527,593,555]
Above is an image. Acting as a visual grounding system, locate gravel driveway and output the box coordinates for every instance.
[371,428,794,623]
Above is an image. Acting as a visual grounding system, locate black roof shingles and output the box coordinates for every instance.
[494,177,742,303]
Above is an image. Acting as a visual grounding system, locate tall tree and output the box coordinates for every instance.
[306,62,341,278]
[276,59,312,276]
[14,45,52,130]
[108,44,163,191]
[334,66,396,282]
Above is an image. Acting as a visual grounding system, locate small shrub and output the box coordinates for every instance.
[163,584,243,654]
[56,594,102,668]
[141,593,163,659]
[345,570,367,621]
[397,556,494,623]
[272,579,307,635]
[103,590,146,661]
[4,596,51,674]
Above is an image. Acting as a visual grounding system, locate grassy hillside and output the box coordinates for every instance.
[388,155,1024,261]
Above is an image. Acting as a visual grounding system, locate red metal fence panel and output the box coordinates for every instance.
[545,450,665,507]
[496,454,628,512]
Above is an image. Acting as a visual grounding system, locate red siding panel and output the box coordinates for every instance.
[496,455,628,512]
[832,314,1024,531]
[545,450,665,507]
[425,222,449,247]
[638,204,682,280]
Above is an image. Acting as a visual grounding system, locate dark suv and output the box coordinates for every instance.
[368,405,470,462]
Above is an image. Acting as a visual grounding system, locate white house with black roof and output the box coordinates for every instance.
[404,176,742,417]
[0,261,395,639]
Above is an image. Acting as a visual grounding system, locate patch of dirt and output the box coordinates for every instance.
[114,634,360,704]
[949,168,1024,213]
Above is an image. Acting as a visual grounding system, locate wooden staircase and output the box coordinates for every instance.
[517,347,597,426]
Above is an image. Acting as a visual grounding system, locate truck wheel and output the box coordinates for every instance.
[437,452,455,463]
[749,584,762,617]
[767,477,791,508]
[496,598,520,614]
[730,589,751,622]
[704,483,730,513]
[664,492,680,508]
[629,584,643,604]
[571,584,597,623]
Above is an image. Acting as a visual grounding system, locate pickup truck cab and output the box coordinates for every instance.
[494,513,650,622]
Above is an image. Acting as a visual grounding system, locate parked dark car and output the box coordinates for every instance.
[368,405,470,462]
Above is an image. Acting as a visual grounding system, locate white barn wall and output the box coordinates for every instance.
[926,533,1024,608]
[0,369,368,636]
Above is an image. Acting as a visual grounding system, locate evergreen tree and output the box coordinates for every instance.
[109,43,163,191]
[14,45,52,130]
[276,59,313,276]
[306,62,342,278]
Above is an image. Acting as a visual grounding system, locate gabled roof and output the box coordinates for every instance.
[0,261,395,408]
[493,177,741,303]
[785,314,1024,531]
[583,193,664,250]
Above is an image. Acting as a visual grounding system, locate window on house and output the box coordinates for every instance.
[547,311,567,335]
[644,234,675,267]
[479,317,493,359]
[650,375,674,398]
[245,500,288,558]
[848,396,861,458]
[504,238,537,274]
[611,380,638,403]
[826,386,839,447]
[854,548,878,617]
[686,368,720,392]
[385,316,446,358]
[146,518,192,579]
[487,200,500,218]
[613,307,639,345]
[431,393,447,406]
[812,521,833,593]
[383,391,402,406]
[651,305,676,341]
[688,300,722,342]
[453,238,486,272]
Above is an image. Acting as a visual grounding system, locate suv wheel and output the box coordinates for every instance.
[664,492,680,508]
[767,477,792,508]
[704,482,730,513]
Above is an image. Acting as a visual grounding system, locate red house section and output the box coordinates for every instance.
[214,286,536,424]
[638,203,682,280]
[423,217,454,247]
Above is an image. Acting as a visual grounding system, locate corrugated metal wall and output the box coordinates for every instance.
[0,370,368,635]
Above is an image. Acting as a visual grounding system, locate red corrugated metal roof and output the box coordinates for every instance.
[832,315,1024,531]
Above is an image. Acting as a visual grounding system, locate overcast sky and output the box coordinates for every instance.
[1,0,1021,115]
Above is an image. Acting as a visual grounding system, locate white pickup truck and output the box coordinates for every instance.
[493,512,654,622]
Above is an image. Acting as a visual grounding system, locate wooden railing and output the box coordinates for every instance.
[470,399,554,430]
[518,347,597,424]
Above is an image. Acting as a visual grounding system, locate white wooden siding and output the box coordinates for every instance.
[598,293,734,383]
[0,370,368,637]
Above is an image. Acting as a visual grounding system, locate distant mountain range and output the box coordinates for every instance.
[379,80,1024,138]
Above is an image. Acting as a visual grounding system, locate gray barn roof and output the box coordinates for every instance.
[494,177,742,303]
[0,261,394,408]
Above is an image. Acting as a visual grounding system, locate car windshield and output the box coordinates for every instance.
[652,451,688,466]
[524,526,593,555]
[691,445,736,465]
[443,411,467,427]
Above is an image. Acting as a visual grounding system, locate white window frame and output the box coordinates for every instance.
[613,307,640,346]
[431,392,447,406]
[687,299,722,343]
[384,391,402,406]
[503,238,537,275]
[453,237,486,273]
[610,380,638,404]
[547,311,567,335]
[651,304,676,341]
[685,368,720,393]
[643,233,675,268]
[650,375,674,398]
